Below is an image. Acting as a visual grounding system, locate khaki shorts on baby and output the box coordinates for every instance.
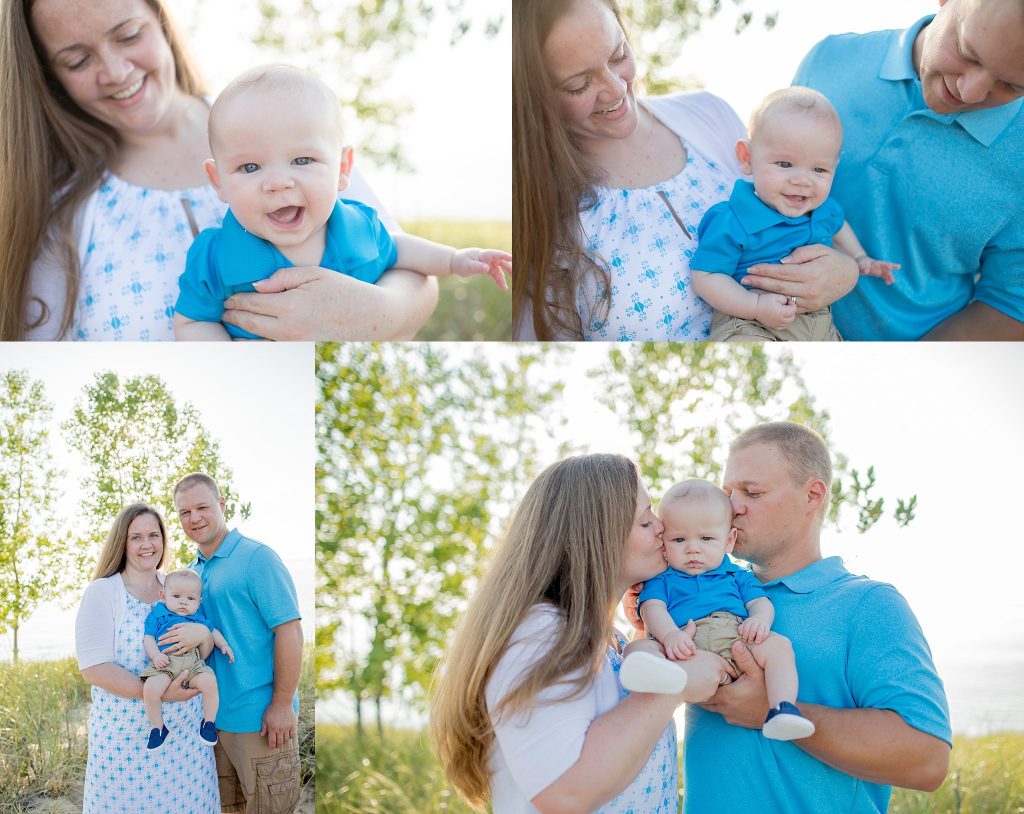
[139,646,212,682]
[709,305,842,342]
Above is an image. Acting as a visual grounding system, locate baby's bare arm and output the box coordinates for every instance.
[738,597,775,644]
[144,634,169,667]
[211,629,235,663]
[173,312,232,341]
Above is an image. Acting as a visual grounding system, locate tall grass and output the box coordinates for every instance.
[0,657,89,811]
[317,724,1024,814]
[402,220,512,342]
[0,647,315,813]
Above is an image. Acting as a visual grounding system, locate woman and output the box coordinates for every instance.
[75,503,218,813]
[512,0,858,340]
[0,0,436,341]
[432,454,732,812]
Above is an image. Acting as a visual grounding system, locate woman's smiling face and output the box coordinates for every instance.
[125,512,163,572]
[542,0,640,144]
[30,0,179,137]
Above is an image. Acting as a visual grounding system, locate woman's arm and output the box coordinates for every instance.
[220,266,438,340]
[532,650,730,814]
[80,663,199,702]
[158,622,213,655]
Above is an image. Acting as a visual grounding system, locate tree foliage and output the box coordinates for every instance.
[316,344,564,734]
[589,344,915,532]
[0,372,67,662]
[253,0,504,169]
[62,373,249,568]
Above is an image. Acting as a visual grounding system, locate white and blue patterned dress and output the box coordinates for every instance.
[73,175,226,341]
[578,142,734,341]
[83,591,219,814]
[595,631,679,814]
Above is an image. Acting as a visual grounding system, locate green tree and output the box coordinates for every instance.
[63,373,249,567]
[0,371,68,663]
[252,0,504,168]
[590,344,915,531]
[316,344,564,736]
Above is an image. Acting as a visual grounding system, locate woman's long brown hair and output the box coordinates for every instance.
[431,454,638,808]
[0,0,207,339]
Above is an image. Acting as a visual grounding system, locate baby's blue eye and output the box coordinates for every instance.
[293,157,313,166]
[240,163,260,174]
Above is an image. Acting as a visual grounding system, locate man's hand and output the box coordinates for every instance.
[663,620,698,660]
[741,245,858,312]
[261,701,298,750]
[737,617,771,645]
[699,641,769,729]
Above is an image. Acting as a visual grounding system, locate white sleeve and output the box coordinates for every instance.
[486,609,602,802]
[75,579,117,670]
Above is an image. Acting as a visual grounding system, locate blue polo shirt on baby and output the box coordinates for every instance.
[175,198,398,340]
[794,17,1024,340]
[189,529,301,733]
[638,555,767,626]
[690,179,845,286]
[143,602,212,651]
[684,557,951,813]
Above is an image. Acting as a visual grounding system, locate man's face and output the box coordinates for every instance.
[916,0,1024,114]
[659,500,736,576]
[722,442,811,567]
[161,577,202,616]
[175,483,228,549]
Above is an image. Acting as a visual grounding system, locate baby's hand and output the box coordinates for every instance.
[737,617,771,645]
[753,292,797,331]
[153,652,171,669]
[220,643,235,664]
[662,620,697,660]
[856,255,899,285]
[451,248,512,290]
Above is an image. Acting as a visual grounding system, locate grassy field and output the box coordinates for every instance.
[317,724,1024,814]
[0,648,315,813]
[400,220,512,342]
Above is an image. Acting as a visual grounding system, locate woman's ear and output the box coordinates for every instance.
[338,146,354,192]
[735,140,753,176]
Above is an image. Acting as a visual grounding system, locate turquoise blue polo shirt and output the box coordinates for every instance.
[144,602,212,652]
[691,179,845,286]
[638,555,767,626]
[795,18,1024,339]
[175,198,398,340]
[684,557,951,813]
[189,529,301,733]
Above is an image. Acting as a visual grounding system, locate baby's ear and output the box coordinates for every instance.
[203,159,227,203]
[726,527,738,552]
[735,140,753,176]
[338,146,354,192]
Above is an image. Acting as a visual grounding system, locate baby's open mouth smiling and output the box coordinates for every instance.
[267,206,304,228]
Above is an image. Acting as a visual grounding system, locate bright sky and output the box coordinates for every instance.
[0,344,315,660]
[319,343,1024,735]
[677,1,934,123]
[174,0,511,222]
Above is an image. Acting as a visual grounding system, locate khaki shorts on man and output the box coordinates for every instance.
[216,732,301,814]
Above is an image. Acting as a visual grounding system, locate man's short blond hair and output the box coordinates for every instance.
[730,422,832,508]
[660,478,733,523]
[173,473,220,501]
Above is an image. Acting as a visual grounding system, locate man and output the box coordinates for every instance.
[748,0,1024,339]
[684,423,951,813]
[164,473,304,814]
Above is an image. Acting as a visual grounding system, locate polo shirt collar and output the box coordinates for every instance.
[194,527,242,563]
[217,211,289,286]
[668,554,741,579]
[761,555,846,594]
[880,14,1023,147]
[729,180,823,235]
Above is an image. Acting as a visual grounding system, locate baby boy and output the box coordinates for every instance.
[691,87,898,342]
[174,65,511,340]
[619,479,814,741]
[141,568,233,750]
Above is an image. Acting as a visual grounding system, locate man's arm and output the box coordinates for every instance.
[923,301,1024,340]
[261,618,303,750]
[702,643,950,790]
